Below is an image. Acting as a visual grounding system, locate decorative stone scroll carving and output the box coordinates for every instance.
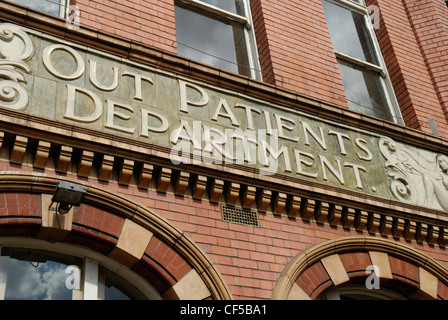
[380,137,448,211]
[0,23,33,110]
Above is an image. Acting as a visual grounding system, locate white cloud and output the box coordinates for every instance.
[5,259,72,300]
[10,0,61,16]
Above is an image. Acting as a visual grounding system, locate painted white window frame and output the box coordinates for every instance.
[10,0,69,18]
[175,0,262,80]
[59,0,70,18]
[325,0,404,125]
[0,252,8,300]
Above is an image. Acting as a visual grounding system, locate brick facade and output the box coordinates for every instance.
[75,0,177,52]
[1,0,448,301]
[403,0,448,130]
[250,0,349,108]
[369,0,448,136]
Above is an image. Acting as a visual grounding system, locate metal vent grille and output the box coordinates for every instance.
[222,205,259,227]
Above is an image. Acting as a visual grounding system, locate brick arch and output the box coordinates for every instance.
[0,173,232,300]
[273,236,448,300]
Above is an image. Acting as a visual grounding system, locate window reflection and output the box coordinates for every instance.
[338,60,393,121]
[175,4,250,76]
[320,284,408,300]
[0,248,148,300]
[9,0,66,17]
[321,0,401,123]
[4,249,78,300]
[322,0,379,65]
[103,269,136,300]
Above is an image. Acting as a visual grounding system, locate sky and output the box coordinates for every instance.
[11,0,62,16]
[4,258,72,300]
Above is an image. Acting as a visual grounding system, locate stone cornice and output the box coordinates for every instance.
[1,121,448,249]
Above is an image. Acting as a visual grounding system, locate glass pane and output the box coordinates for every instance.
[104,269,145,300]
[10,0,64,17]
[338,60,394,122]
[199,0,245,16]
[322,0,379,65]
[175,4,250,77]
[4,249,79,300]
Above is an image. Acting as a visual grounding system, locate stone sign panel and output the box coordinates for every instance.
[0,23,447,212]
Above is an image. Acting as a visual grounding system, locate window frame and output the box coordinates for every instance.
[323,0,404,125]
[60,0,70,19]
[10,0,70,19]
[174,0,262,80]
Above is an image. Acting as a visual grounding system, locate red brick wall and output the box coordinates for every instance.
[102,180,448,299]
[114,185,448,299]
[401,0,448,136]
[250,0,349,108]
[75,0,177,53]
[368,0,448,138]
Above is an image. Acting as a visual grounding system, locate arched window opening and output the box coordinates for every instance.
[0,239,162,300]
[272,237,448,300]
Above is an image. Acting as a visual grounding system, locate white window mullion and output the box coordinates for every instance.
[83,258,99,300]
[0,248,9,300]
[362,6,405,125]
[331,0,368,14]
[59,0,69,18]
[244,2,262,80]
[335,51,385,75]
[183,0,248,25]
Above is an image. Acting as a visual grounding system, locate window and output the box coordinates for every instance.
[1,248,79,300]
[174,0,261,79]
[9,0,69,18]
[0,243,161,300]
[322,0,403,124]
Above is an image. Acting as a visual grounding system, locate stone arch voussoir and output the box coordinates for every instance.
[0,172,232,300]
[273,236,448,300]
